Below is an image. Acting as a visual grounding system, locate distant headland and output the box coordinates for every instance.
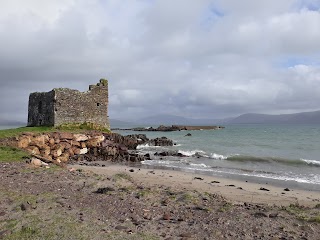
[112,125,225,132]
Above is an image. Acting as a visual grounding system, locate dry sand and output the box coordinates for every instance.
[72,164,320,207]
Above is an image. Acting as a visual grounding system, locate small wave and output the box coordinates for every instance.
[206,168,320,185]
[141,160,320,184]
[178,149,206,157]
[240,172,320,185]
[209,153,228,160]
[301,159,320,166]
[141,159,181,166]
[227,155,271,163]
[226,155,320,167]
[188,163,209,168]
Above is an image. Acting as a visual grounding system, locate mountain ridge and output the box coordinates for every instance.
[227,110,320,124]
[2,110,320,128]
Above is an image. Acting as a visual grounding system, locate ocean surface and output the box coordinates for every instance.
[114,124,320,191]
[0,125,24,130]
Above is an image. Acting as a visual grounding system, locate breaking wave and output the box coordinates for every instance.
[301,159,320,166]
[178,149,207,157]
[209,153,228,160]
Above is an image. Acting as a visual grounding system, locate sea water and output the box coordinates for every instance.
[114,124,320,191]
[0,125,24,130]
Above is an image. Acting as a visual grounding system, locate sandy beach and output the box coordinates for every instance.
[1,161,320,239]
[72,163,320,207]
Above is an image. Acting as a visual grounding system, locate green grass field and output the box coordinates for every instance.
[0,146,29,163]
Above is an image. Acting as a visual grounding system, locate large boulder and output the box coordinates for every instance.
[86,135,105,148]
[59,132,74,140]
[17,137,31,148]
[73,134,89,142]
[26,146,40,155]
[149,137,173,146]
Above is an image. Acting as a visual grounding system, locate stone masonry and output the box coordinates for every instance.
[27,79,109,129]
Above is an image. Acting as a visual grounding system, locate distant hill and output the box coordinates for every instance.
[227,110,320,124]
[109,119,142,129]
[0,119,26,127]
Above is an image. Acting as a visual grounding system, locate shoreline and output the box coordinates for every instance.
[139,162,320,192]
[70,163,320,207]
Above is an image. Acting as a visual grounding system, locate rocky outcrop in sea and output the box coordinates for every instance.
[113,125,225,132]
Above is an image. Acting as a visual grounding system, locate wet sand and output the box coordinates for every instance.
[71,164,320,207]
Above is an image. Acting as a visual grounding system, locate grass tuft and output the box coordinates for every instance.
[0,146,29,163]
[56,122,110,132]
[113,173,133,182]
[219,202,233,212]
[4,226,39,240]
[309,215,320,223]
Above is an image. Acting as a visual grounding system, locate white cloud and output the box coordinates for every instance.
[0,0,320,122]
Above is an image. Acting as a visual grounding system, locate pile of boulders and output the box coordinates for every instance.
[14,132,142,165]
[13,131,174,166]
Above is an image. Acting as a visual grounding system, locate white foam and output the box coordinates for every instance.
[141,160,320,185]
[209,153,228,160]
[136,144,162,150]
[178,149,206,157]
[224,171,320,185]
[136,143,150,149]
[252,173,320,185]
[141,159,180,165]
[188,163,209,168]
[301,158,320,166]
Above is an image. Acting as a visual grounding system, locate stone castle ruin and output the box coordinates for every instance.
[27,79,109,129]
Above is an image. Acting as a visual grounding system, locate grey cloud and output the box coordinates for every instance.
[1,0,320,123]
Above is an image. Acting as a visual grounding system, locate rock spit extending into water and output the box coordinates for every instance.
[113,125,225,132]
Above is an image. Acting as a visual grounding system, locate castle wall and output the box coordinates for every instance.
[54,81,109,128]
[27,80,109,129]
[27,90,55,126]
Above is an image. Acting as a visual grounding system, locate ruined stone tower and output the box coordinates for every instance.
[27,79,109,129]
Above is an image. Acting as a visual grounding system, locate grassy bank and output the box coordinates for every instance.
[0,126,54,139]
[0,124,110,163]
[0,122,110,140]
[0,126,55,163]
[0,146,29,163]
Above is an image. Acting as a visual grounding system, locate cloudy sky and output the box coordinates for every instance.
[1,0,320,123]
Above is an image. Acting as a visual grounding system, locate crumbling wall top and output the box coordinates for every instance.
[89,79,108,90]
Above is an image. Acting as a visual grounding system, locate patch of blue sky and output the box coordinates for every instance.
[275,56,320,68]
[200,4,225,30]
[293,0,320,11]
[209,6,225,18]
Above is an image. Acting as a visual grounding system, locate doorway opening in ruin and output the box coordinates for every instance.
[38,101,43,113]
